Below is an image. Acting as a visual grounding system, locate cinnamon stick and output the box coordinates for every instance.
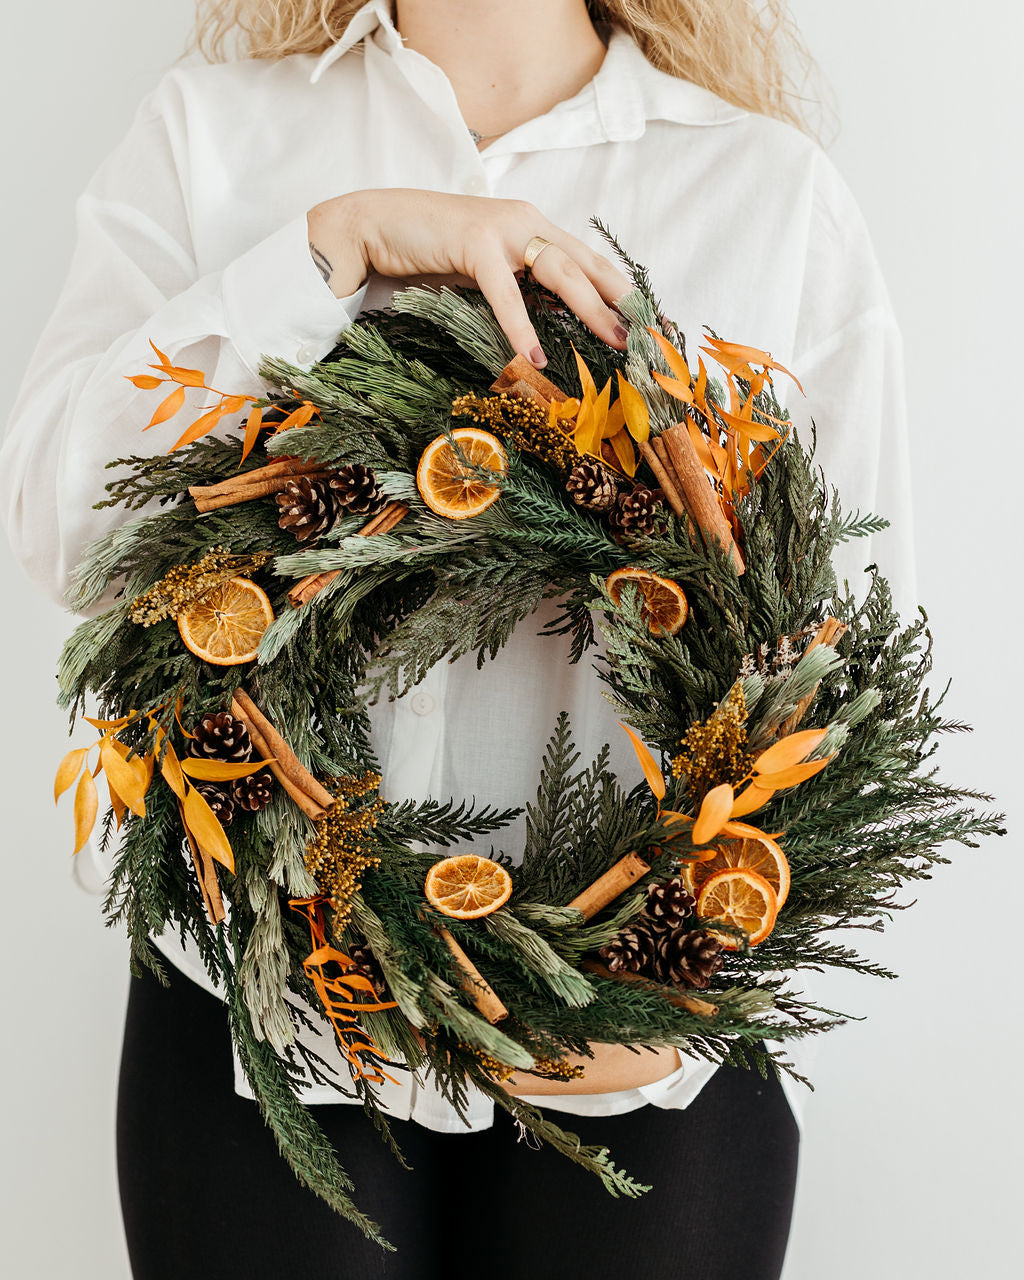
[229,697,326,821]
[490,354,569,409]
[661,423,745,574]
[188,456,324,499]
[436,925,508,1023]
[777,616,848,737]
[179,802,226,925]
[567,852,651,921]
[193,472,331,513]
[232,690,336,811]
[286,502,410,609]
[639,440,686,518]
[581,959,717,1017]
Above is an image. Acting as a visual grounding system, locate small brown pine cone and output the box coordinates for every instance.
[598,921,658,976]
[231,768,276,813]
[654,928,724,989]
[195,782,236,828]
[347,942,388,999]
[276,476,337,542]
[609,484,663,538]
[643,876,696,932]
[329,464,388,517]
[565,462,618,513]
[189,711,253,763]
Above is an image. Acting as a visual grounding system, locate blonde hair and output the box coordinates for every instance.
[192,1,835,143]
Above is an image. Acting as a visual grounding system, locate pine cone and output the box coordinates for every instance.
[231,768,276,813]
[275,476,336,542]
[643,876,696,931]
[565,461,618,513]
[609,484,663,538]
[654,928,724,989]
[195,782,236,828]
[189,711,253,763]
[598,921,658,976]
[329,464,387,517]
[347,942,388,999]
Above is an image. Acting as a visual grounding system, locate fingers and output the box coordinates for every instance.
[471,249,547,367]
[543,227,633,308]
[527,242,629,350]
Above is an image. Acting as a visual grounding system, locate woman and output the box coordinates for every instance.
[0,1,913,1276]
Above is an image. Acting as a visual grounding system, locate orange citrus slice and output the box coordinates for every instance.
[416,427,507,519]
[177,576,274,666]
[424,854,513,919]
[691,834,791,908]
[605,567,688,636]
[696,867,778,949]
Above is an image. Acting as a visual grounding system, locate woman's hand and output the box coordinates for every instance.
[500,1042,682,1096]
[307,188,631,368]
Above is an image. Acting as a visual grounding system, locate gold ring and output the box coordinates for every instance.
[523,235,554,271]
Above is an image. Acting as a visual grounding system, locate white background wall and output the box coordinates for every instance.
[1,2,1019,1276]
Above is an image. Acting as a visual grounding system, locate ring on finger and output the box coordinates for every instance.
[522,235,554,272]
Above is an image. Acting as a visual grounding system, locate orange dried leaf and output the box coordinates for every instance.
[651,370,694,404]
[241,405,263,463]
[126,374,164,390]
[646,328,691,385]
[276,402,317,433]
[754,755,835,790]
[159,736,187,800]
[572,345,598,402]
[73,769,99,854]
[148,339,171,365]
[84,714,131,730]
[55,746,89,802]
[618,722,666,801]
[145,385,186,430]
[692,782,735,845]
[169,404,226,452]
[728,781,776,818]
[181,758,277,781]
[163,365,207,388]
[183,785,235,873]
[602,397,625,439]
[753,728,828,775]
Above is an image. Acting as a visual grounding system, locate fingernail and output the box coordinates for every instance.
[529,345,547,368]
[613,324,628,342]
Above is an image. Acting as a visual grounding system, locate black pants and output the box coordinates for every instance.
[117,959,799,1279]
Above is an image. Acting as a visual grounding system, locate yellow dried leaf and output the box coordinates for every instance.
[618,722,666,801]
[183,785,235,873]
[54,746,89,803]
[691,782,734,845]
[181,758,276,781]
[144,384,185,431]
[616,371,650,443]
[158,734,187,800]
[84,714,131,730]
[608,428,637,477]
[108,783,127,830]
[99,740,146,817]
[601,397,625,439]
[73,769,99,854]
[572,345,597,402]
[753,728,828,775]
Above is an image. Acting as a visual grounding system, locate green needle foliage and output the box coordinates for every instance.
[55,234,1003,1248]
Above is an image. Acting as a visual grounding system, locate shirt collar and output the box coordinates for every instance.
[309,0,745,134]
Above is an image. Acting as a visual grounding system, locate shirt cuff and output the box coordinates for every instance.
[635,1055,719,1110]
[221,211,368,377]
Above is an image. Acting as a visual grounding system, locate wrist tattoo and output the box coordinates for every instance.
[309,242,333,286]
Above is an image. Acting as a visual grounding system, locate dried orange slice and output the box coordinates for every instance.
[605,567,688,636]
[416,427,507,519]
[697,867,778,949]
[691,834,791,908]
[177,576,274,666]
[424,854,513,919]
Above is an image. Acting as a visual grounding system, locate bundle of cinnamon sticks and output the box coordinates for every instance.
[230,688,334,820]
[188,456,328,513]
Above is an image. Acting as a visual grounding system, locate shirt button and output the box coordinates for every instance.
[410,691,435,716]
[463,174,487,196]
[295,341,320,365]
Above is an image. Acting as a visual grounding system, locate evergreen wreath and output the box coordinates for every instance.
[54,225,1003,1250]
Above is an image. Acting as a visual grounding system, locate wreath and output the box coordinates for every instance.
[54,226,1001,1249]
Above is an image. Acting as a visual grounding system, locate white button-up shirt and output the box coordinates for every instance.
[0,0,914,1134]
